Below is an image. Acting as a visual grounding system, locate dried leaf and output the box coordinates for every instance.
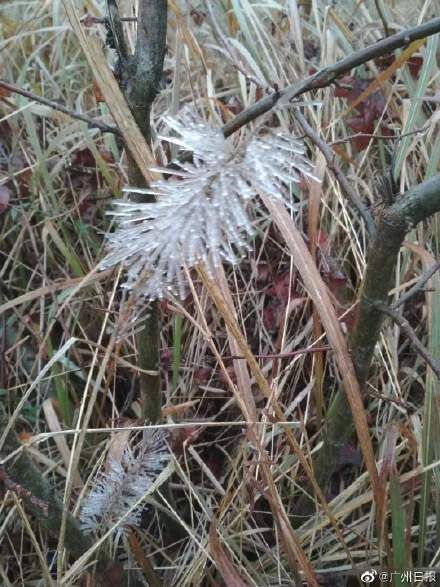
[261,196,382,509]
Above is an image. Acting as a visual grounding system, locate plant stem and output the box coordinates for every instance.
[352,175,440,385]
[295,174,440,517]
[116,0,167,423]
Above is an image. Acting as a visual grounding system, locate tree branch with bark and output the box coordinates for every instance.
[109,0,167,424]
[294,174,440,519]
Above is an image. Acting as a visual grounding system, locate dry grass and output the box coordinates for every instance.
[1,0,439,584]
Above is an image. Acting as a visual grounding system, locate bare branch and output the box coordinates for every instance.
[0,80,121,136]
[222,17,440,137]
[0,405,92,557]
[392,260,440,309]
[224,345,331,361]
[295,174,440,518]
[330,125,430,145]
[352,174,440,385]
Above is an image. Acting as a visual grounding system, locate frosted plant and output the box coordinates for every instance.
[101,108,317,300]
[80,430,169,535]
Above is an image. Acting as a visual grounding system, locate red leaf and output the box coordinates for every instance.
[99,148,114,163]
[160,348,172,369]
[0,121,12,143]
[0,85,11,98]
[374,54,423,78]
[0,185,11,213]
[171,426,201,454]
[408,56,423,78]
[219,364,237,385]
[205,455,222,479]
[316,229,329,250]
[194,366,210,385]
[266,272,296,305]
[72,148,96,167]
[263,302,279,332]
[334,75,387,151]
[81,14,96,28]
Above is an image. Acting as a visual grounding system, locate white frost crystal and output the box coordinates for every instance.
[80,430,169,535]
[101,109,317,300]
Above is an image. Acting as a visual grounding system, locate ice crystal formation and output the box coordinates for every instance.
[101,109,317,300]
[80,430,169,535]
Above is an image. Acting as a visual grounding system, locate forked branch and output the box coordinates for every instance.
[296,174,440,517]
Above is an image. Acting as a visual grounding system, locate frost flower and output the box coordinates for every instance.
[80,430,169,535]
[101,109,317,299]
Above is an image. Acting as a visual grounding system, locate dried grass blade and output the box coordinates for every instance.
[308,154,327,421]
[0,270,112,315]
[197,266,351,573]
[215,265,257,422]
[13,498,56,587]
[127,529,163,587]
[209,519,251,587]
[42,399,83,489]
[393,35,438,179]
[61,0,158,182]
[348,39,426,112]
[261,196,383,521]
[0,338,77,452]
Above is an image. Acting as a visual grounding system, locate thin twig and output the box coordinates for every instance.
[224,345,331,360]
[222,17,440,137]
[365,388,412,409]
[293,109,377,236]
[375,302,440,380]
[392,260,440,309]
[86,16,137,24]
[330,125,430,145]
[0,80,121,136]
